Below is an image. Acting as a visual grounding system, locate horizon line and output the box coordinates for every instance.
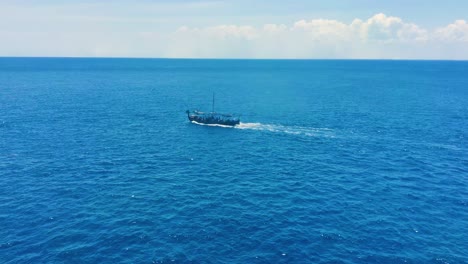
[1,56,468,62]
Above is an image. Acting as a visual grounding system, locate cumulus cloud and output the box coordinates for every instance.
[359,13,428,42]
[165,13,441,59]
[285,13,428,43]
[1,10,467,59]
[434,20,468,42]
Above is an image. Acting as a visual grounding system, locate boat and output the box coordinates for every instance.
[186,93,240,126]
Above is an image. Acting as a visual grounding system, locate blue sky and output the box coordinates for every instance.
[1,0,467,59]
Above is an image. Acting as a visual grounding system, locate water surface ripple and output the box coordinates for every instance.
[1,58,467,263]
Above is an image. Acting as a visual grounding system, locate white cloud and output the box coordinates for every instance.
[359,13,428,42]
[263,24,287,34]
[364,13,404,40]
[1,9,468,59]
[434,20,468,42]
[292,19,351,41]
[284,14,428,43]
[203,25,258,40]
[165,25,259,58]
[165,13,441,59]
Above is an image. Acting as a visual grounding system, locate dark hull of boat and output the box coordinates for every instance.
[188,115,240,126]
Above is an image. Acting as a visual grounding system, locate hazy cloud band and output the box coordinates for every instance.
[2,13,468,59]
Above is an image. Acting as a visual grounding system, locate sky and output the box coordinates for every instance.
[1,0,468,59]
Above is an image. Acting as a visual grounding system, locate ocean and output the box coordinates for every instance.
[0,58,467,263]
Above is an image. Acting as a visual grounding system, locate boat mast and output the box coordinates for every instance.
[212,92,215,113]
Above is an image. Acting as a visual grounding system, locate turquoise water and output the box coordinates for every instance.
[0,58,467,263]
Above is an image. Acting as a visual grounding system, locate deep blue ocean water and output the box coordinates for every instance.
[0,58,467,263]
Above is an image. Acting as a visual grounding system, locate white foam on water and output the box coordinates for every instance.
[236,122,335,138]
[191,121,335,138]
